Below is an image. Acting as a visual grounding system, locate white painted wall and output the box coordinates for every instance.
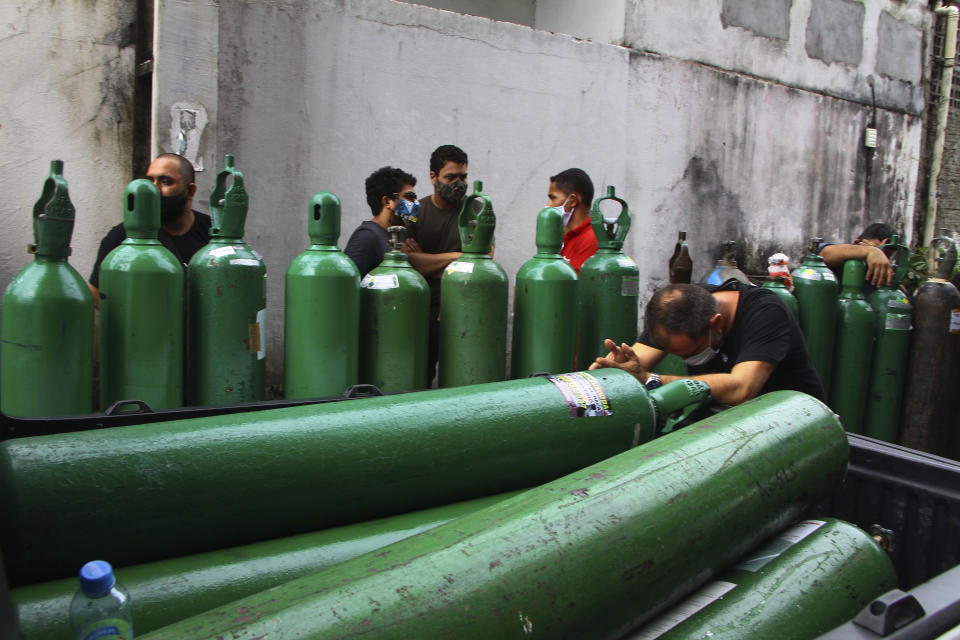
[0,0,135,294]
[400,0,535,27]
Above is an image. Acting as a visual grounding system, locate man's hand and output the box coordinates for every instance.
[588,339,649,383]
[863,246,894,287]
[402,238,422,254]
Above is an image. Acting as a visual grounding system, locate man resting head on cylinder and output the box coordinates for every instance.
[590,280,825,405]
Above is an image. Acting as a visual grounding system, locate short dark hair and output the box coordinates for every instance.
[549,168,594,207]
[365,166,417,216]
[156,153,195,186]
[645,284,718,344]
[857,222,895,242]
[429,145,468,174]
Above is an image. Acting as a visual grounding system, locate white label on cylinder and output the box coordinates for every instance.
[621,276,640,296]
[885,314,911,331]
[618,256,636,268]
[209,245,236,257]
[230,258,261,267]
[950,309,960,333]
[256,308,266,360]
[888,297,911,310]
[361,274,400,290]
[794,268,821,281]
[735,519,825,572]
[446,261,474,275]
[251,249,263,260]
[822,270,837,282]
[630,581,738,639]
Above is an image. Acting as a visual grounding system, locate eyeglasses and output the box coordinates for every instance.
[393,191,418,202]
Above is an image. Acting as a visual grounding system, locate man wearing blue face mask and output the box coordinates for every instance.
[89,153,210,308]
[345,166,418,278]
[589,279,825,404]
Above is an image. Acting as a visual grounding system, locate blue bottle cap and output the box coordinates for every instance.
[79,560,116,597]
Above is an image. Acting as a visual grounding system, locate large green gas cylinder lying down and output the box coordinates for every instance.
[2,370,712,585]
[142,390,847,639]
[12,490,524,639]
[629,518,897,639]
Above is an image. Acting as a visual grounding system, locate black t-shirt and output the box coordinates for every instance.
[344,220,389,278]
[405,196,462,321]
[639,279,826,401]
[89,211,212,287]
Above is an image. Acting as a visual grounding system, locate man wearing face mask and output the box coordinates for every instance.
[345,166,418,278]
[546,168,596,274]
[402,144,469,385]
[89,153,210,307]
[589,279,825,405]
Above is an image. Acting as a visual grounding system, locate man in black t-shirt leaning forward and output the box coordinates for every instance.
[589,279,825,405]
[89,153,211,307]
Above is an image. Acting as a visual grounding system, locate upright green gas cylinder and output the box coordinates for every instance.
[577,186,639,364]
[439,181,508,387]
[511,207,578,378]
[635,519,896,639]
[140,391,847,640]
[900,237,960,456]
[791,237,838,390]
[187,156,266,405]
[0,160,94,417]
[829,259,875,434]
[864,235,912,443]
[284,192,359,399]
[99,180,184,410]
[359,226,430,393]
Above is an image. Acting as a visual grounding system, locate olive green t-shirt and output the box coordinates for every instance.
[406,196,462,320]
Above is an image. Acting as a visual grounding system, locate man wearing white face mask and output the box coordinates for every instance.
[546,168,596,273]
[589,279,825,405]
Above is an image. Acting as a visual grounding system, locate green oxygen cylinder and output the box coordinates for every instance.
[634,519,897,640]
[359,226,430,393]
[0,372,711,585]
[829,259,876,434]
[511,207,578,378]
[187,155,266,405]
[284,192,359,399]
[864,235,912,442]
[791,237,838,390]
[12,490,523,640]
[900,237,960,456]
[762,252,799,319]
[98,180,184,410]
[138,391,847,640]
[577,186,639,364]
[0,160,94,417]
[439,181,508,387]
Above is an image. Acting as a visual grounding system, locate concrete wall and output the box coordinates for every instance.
[0,0,136,294]
[2,0,931,390]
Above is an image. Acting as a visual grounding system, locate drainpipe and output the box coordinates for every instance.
[923,1,960,259]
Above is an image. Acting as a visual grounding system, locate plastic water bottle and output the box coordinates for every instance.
[69,560,134,639]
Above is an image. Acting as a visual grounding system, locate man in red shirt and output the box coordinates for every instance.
[546,168,596,273]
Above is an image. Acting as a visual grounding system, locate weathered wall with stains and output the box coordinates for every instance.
[1,0,930,390]
[0,1,136,294]
[157,0,926,382]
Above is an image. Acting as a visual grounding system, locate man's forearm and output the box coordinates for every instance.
[406,251,462,278]
[819,244,872,270]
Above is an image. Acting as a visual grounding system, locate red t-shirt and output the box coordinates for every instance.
[561,217,598,273]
